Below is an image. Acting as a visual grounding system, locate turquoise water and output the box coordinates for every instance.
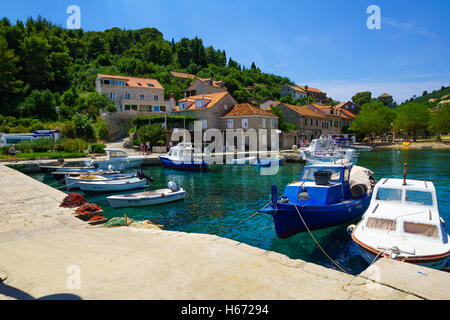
[30,150,450,274]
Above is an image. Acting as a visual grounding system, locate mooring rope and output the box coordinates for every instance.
[289,201,349,274]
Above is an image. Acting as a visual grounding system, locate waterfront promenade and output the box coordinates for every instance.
[0,163,449,300]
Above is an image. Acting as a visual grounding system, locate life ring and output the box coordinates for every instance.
[347,225,356,235]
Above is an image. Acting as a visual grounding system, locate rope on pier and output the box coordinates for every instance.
[290,202,349,274]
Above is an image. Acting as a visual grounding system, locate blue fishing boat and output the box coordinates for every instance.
[160,143,208,172]
[259,163,375,238]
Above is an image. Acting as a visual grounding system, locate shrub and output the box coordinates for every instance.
[94,120,108,141]
[62,138,87,152]
[89,143,106,154]
[62,122,76,139]
[136,123,165,147]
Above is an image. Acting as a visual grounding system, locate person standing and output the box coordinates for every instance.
[146,141,151,155]
[8,145,17,162]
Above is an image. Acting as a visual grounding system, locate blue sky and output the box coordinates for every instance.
[1,0,449,102]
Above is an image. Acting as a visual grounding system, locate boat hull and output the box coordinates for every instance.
[85,158,145,169]
[352,234,450,270]
[261,195,371,238]
[160,157,208,171]
[65,174,136,190]
[79,179,147,192]
[107,189,186,208]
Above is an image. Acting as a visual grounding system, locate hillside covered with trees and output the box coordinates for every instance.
[0,16,293,136]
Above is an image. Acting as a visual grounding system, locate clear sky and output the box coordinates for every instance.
[1,0,449,103]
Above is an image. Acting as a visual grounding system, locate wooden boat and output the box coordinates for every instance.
[349,173,449,270]
[84,148,146,169]
[65,173,137,190]
[259,164,375,238]
[160,143,208,172]
[78,177,148,192]
[51,168,122,183]
[107,182,186,208]
[402,141,412,146]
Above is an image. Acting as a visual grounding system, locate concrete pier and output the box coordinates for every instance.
[0,164,449,300]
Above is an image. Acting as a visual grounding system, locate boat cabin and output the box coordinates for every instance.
[281,164,353,206]
[360,179,446,244]
[105,148,130,159]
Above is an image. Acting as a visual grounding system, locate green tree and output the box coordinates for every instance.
[394,102,429,141]
[428,103,450,141]
[0,35,23,115]
[352,92,372,106]
[350,102,395,138]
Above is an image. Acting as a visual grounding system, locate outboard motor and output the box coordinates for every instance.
[93,163,100,169]
[137,170,154,182]
[168,181,179,192]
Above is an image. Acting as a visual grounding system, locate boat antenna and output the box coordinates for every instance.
[403,163,407,186]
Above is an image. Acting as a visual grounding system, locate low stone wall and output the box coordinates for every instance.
[281,152,305,163]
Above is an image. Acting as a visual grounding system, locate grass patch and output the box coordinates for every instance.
[0,152,86,161]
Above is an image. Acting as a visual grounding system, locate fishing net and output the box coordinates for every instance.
[60,193,88,208]
[75,203,101,213]
[105,215,134,228]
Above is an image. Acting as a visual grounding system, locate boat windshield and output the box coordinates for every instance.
[302,167,341,182]
[109,151,127,158]
[403,222,439,239]
[376,188,402,202]
[405,190,433,206]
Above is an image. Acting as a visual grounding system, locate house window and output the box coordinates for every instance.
[262,118,267,128]
[242,118,249,128]
[109,92,115,99]
[103,80,110,85]
[179,102,186,110]
[131,105,138,111]
[160,106,166,112]
[310,119,313,126]
[271,119,276,128]
[125,93,131,99]
[202,120,208,129]
[140,94,145,100]
[316,120,319,127]
[153,106,160,112]
[146,106,152,112]
[124,105,131,111]
[305,118,308,127]
[227,119,234,129]
[154,95,159,101]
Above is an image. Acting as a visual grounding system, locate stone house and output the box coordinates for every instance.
[335,101,361,115]
[281,84,328,104]
[278,103,328,141]
[305,103,354,135]
[220,103,279,150]
[259,100,280,111]
[172,91,238,130]
[377,93,394,108]
[183,78,227,97]
[96,74,171,113]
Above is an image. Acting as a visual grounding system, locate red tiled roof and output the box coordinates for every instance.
[98,74,163,89]
[223,104,277,117]
[170,71,195,79]
[173,92,229,112]
[280,103,327,119]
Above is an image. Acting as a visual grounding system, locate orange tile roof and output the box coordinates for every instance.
[280,103,327,119]
[223,104,277,117]
[98,74,163,89]
[335,107,356,119]
[288,85,324,94]
[170,71,195,79]
[173,92,229,112]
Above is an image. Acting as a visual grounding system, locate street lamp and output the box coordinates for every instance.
[55,106,61,140]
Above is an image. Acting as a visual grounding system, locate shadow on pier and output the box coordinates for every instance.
[0,282,82,300]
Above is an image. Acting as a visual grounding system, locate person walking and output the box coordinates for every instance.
[8,145,17,162]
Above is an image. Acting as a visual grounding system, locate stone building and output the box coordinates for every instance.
[278,103,328,141]
[183,78,227,97]
[378,93,394,108]
[220,103,279,150]
[335,101,361,115]
[305,103,355,135]
[96,74,171,113]
[280,84,328,104]
[259,100,280,111]
[172,91,238,130]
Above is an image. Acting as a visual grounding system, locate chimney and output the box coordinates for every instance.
[169,93,175,112]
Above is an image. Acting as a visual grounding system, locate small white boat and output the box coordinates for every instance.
[84,148,146,169]
[107,182,186,208]
[300,138,357,165]
[350,174,449,270]
[228,157,257,165]
[65,173,137,190]
[78,177,148,192]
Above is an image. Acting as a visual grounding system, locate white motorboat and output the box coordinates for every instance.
[227,156,257,165]
[300,138,357,165]
[350,174,449,270]
[78,177,148,192]
[84,148,146,169]
[65,173,137,190]
[107,182,186,208]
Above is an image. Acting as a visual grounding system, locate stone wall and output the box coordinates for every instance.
[101,111,153,142]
